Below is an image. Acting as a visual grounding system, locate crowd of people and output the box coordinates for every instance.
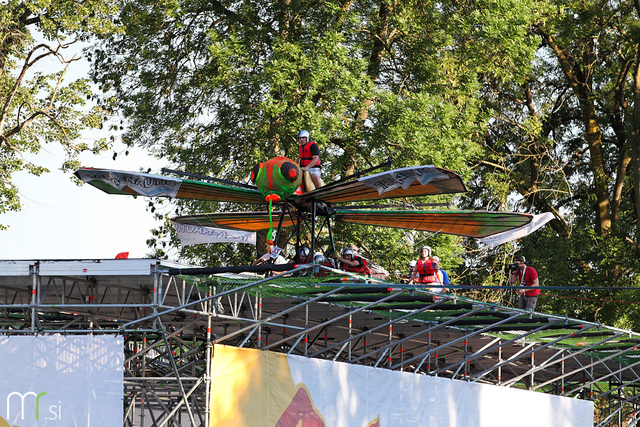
[252,243,391,278]
[252,242,540,310]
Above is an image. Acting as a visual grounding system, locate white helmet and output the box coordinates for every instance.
[299,247,310,257]
[314,254,325,263]
[409,260,417,268]
[420,246,432,256]
[342,248,355,257]
[297,130,310,140]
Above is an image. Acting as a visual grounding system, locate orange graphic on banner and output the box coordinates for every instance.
[367,415,381,427]
[0,416,18,427]
[275,385,326,427]
[275,385,381,427]
[210,345,381,427]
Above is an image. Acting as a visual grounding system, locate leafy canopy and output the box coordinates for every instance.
[0,0,119,221]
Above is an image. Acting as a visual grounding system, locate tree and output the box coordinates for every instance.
[0,0,118,221]
[468,0,640,328]
[91,0,542,269]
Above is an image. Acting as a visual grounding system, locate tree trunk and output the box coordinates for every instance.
[346,0,390,176]
[631,44,640,245]
[540,30,611,234]
[631,0,640,245]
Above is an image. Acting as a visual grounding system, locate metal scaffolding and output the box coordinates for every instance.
[1,258,639,426]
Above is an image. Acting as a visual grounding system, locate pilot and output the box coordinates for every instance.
[295,130,322,190]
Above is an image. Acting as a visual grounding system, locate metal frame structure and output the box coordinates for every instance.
[1,258,639,426]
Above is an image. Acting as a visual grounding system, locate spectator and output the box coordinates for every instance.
[509,255,540,310]
[401,260,417,283]
[432,255,449,293]
[409,246,439,286]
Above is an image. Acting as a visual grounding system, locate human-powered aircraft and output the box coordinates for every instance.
[75,157,553,260]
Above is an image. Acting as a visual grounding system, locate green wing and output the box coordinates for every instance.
[172,209,535,238]
[334,209,533,238]
[295,165,466,203]
[172,211,295,231]
[75,168,265,204]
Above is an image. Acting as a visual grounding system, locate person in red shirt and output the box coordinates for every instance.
[509,255,540,310]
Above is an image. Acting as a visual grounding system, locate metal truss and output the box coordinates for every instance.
[1,259,640,426]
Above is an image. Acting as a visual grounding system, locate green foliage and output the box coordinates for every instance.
[460,0,640,325]
[85,0,640,333]
[0,0,119,218]
[92,0,541,266]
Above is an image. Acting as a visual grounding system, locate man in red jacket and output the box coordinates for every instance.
[296,130,322,189]
[509,255,540,311]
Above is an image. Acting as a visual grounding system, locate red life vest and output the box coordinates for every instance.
[342,256,370,275]
[298,141,321,168]
[316,259,336,277]
[417,258,438,283]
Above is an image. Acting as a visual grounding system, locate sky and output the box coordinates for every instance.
[0,32,172,261]
[0,143,164,260]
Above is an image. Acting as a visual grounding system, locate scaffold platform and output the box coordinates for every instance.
[0,258,638,426]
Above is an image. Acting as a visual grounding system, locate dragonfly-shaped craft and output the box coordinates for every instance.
[75,157,553,257]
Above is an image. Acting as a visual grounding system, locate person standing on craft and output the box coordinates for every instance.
[296,130,322,190]
[509,255,540,311]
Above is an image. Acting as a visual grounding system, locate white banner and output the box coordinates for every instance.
[286,352,593,427]
[478,212,555,248]
[76,169,182,197]
[172,221,257,245]
[210,345,593,427]
[359,165,449,195]
[0,336,123,427]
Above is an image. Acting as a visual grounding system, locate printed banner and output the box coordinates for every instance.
[210,345,593,427]
[359,166,449,195]
[172,221,256,245]
[478,212,555,248]
[76,169,182,197]
[0,336,123,427]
